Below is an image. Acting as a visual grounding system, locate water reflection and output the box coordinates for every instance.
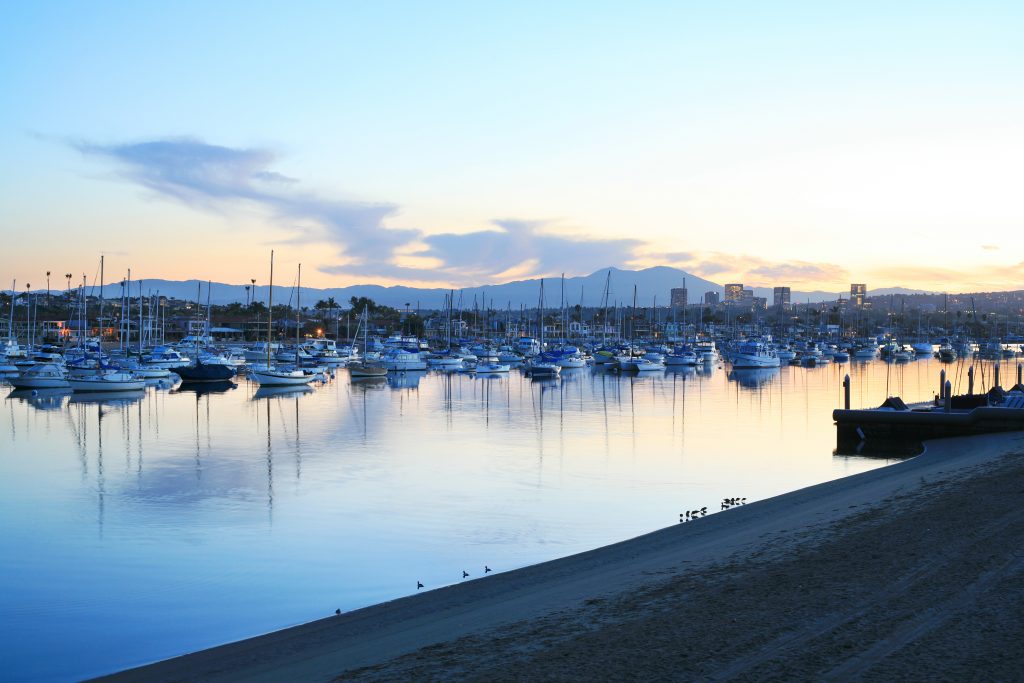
[729,368,781,388]
[387,370,425,389]
[252,385,314,400]
[6,387,71,409]
[173,380,237,396]
[68,389,146,406]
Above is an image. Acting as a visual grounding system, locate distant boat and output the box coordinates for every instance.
[68,371,146,393]
[9,363,70,389]
[730,341,780,369]
[171,357,236,382]
[250,257,315,388]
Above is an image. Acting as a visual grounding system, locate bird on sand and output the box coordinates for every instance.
[335,609,341,615]
[485,566,492,573]
[417,581,424,589]
[462,570,470,579]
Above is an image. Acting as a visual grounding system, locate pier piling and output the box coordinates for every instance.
[843,374,850,409]
[1018,363,1022,386]
[939,369,946,399]
[995,364,1000,389]
[968,366,974,395]
[944,381,952,412]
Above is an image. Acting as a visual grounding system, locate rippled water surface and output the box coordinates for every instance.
[0,356,1011,681]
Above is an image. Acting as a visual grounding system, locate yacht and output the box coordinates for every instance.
[730,341,781,369]
[68,371,146,392]
[250,367,316,386]
[476,362,510,373]
[665,348,698,366]
[694,341,718,363]
[347,362,387,378]
[144,346,191,369]
[10,363,70,389]
[382,349,428,371]
[244,342,281,363]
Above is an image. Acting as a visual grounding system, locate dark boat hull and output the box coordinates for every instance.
[171,362,236,382]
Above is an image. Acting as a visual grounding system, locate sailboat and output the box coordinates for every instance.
[249,255,316,387]
[171,282,236,382]
[347,307,388,377]
[526,279,560,377]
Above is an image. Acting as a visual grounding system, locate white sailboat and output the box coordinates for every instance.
[249,256,316,387]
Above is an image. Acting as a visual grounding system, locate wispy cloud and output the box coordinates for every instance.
[981,244,999,251]
[638,250,848,287]
[74,138,420,265]
[74,137,642,284]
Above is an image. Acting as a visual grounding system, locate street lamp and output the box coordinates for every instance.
[46,271,51,306]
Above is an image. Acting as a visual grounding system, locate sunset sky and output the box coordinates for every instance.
[2,1,1022,293]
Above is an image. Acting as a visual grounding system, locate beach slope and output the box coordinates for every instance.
[97,433,1024,681]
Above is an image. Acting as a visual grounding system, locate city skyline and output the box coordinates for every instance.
[3,2,1023,292]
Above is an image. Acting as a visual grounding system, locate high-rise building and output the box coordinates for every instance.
[740,289,754,302]
[752,297,768,311]
[670,287,688,308]
[704,291,720,305]
[850,283,867,308]
[724,283,744,302]
[773,286,791,309]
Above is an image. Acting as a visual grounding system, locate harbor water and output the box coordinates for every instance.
[0,356,1012,681]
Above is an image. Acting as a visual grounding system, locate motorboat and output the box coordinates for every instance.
[476,362,510,373]
[68,371,147,392]
[730,341,781,369]
[427,355,464,370]
[665,349,698,366]
[347,362,387,378]
[382,349,428,371]
[526,359,561,377]
[9,363,70,389]
[244,342,281,363]
[171,357,236,382]
[249,366,315,386]
[143,345,191,368]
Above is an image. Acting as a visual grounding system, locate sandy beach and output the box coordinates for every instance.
[97,432,1024,682]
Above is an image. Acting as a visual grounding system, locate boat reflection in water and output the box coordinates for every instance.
[387,370,426,390]
[6,387,72,410]
[728,367,781,389]
[350,375,387,389]
[68,389,146,406]
[173,380,237,396]
[252,384,315,400]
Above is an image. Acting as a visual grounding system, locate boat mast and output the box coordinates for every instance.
[99,255,104,343]
[194,281,202,361]
[138,279,144,352]
[267,250,274,368]
[7,279,14,344]
[296,263,301,348]
[539,279,545,353]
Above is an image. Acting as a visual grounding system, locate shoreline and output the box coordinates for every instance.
[97,432,1024,681]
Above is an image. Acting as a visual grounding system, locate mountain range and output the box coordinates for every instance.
[11,266,930,309]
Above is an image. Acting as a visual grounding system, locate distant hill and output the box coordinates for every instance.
[8,267,929,309]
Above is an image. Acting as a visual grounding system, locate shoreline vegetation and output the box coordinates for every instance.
[97,433,1024,682]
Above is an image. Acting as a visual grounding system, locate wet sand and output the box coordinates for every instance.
[97,432,1024,682]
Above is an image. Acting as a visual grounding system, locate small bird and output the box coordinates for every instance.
[700,507,707,516]
[462,570,469,579]
[485,566,492,573]
[417,581,424,589]
[335,608,341,615]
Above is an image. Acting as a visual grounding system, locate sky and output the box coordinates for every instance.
[2,1,1022,293]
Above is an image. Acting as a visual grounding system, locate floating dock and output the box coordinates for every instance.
[834,366,1024,451]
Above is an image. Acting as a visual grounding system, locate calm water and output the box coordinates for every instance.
[0,356,1011,681]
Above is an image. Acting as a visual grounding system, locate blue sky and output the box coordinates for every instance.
[2,1,1022,291]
